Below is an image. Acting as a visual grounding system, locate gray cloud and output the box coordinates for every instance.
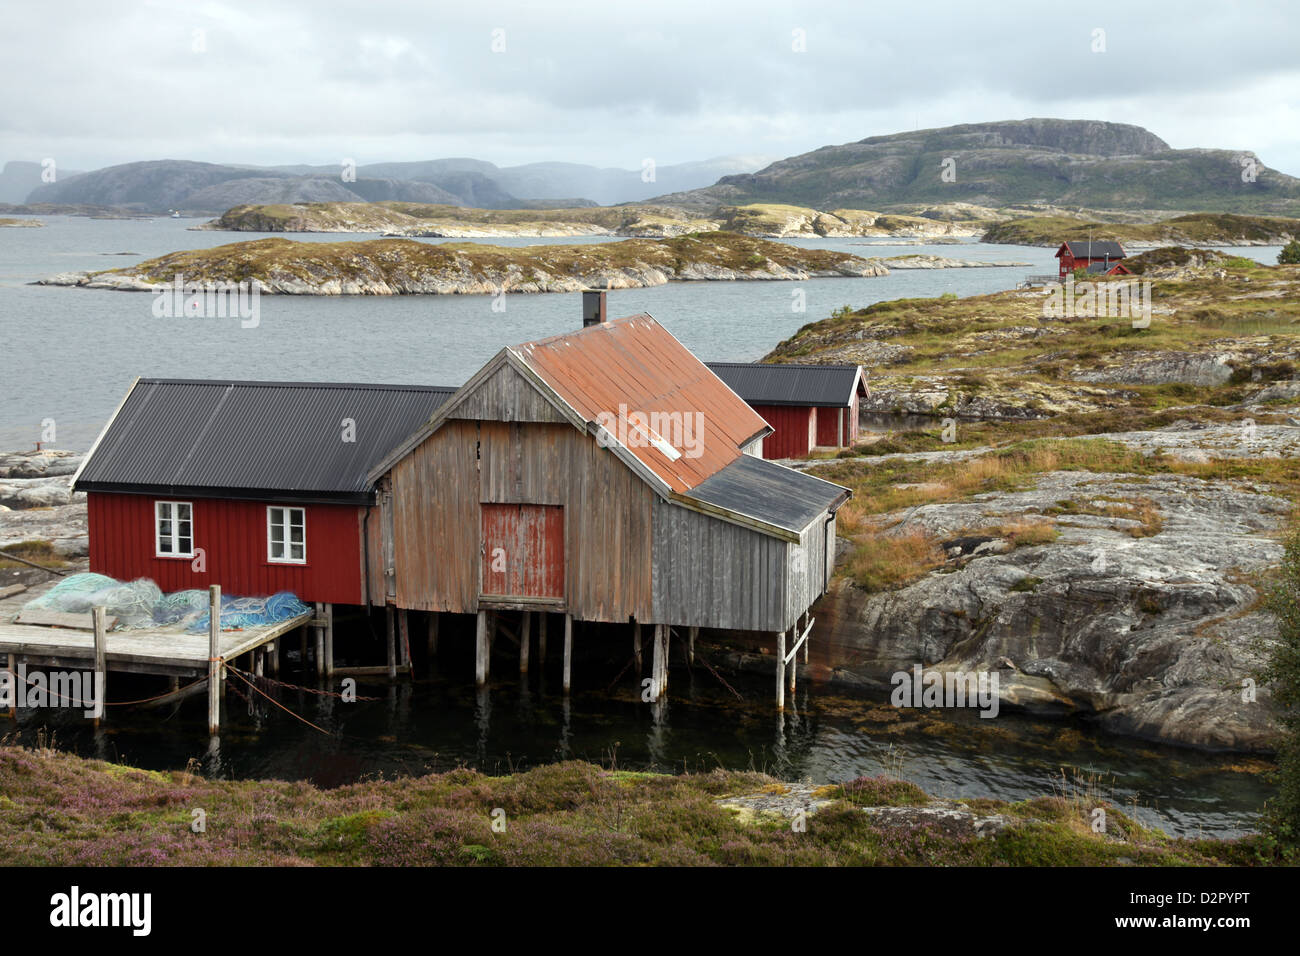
[2,0,1297,174]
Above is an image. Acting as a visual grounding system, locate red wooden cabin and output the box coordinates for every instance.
[1055,240,1127,278]
[705,363,869,459]
[73,378,454,605]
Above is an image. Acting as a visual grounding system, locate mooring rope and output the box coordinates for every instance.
[222,666,333,736]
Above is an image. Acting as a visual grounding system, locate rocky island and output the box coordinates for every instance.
[37,232,890,294]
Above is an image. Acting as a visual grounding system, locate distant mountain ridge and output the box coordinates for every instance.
[654,119,1300,215]
[18,154,773,214]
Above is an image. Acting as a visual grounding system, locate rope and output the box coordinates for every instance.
[223,666,334,736]
[692,647,744,700]
[604,654,638,693]
[225,665,379,701]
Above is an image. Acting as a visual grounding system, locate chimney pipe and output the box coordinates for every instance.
[582,289,607,328]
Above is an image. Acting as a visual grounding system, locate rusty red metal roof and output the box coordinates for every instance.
[512,314,771,494]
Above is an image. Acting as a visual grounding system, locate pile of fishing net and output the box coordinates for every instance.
[22,573,310,632]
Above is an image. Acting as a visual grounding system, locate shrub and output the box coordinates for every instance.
[1278,240,1300,265]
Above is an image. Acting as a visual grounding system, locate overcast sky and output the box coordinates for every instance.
[3,0,1298,174]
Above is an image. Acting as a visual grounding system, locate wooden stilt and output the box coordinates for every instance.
[562,614,572,694]
[398,608,410,670]
[385,605,396,680]
[269,641,279,677]
[787,628,797,695]
[208,585,222,734]
[688,626,697,666]
[254,648,264,677]
[91,605,107,727]
[427,612,439,658]
[633,621,643,674]
[169,676,180,692]
[802,614,810,664]
[475,610,488,686]
[324,603,335,677]
[485,611,494,680]
[314,602,325,678]
[775,629,786,712]
[651,623,666,701]
[298,623,307,669]
[6,653,16,718]
[538,613,547,663]
[520,612,531,674]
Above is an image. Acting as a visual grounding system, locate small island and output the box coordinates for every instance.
[38,231,890,295]
[983,212,1300,247]
[0,217,43,228]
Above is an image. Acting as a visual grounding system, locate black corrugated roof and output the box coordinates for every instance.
[1059,240,1126,258]
[684,454,850,534]
[75,379,456,504]
[705,362,865,408]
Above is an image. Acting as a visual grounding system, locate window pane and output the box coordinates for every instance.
[159,537,173,554]
[177,503,191,521]
[178,536,191,554]
[271,540,284,559]
[290,543,304,560]
[290,526,304,544]
[290,510,304,527]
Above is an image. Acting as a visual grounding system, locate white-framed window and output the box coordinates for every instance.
[155,500,193,557]
[267,506,306,564]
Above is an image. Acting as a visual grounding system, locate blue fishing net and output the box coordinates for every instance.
[21,573,310,632]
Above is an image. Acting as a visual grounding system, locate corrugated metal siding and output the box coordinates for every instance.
[651,497,791,631]
[77,380,455,499]
[753,404,815,459]
[513,315,768,493]
[87,491,363,604]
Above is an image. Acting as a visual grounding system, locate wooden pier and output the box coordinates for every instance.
[0,584,310,733]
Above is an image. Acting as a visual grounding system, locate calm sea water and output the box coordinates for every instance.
[0,215,1282,836]
[7,214,1278,452]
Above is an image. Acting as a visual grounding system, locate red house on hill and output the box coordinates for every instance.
[1055,240,1127,278]
[706,363,869,460]
[72,378,455,605]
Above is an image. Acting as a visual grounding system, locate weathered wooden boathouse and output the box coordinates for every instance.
[365,294,851,705]
[37,293,851,717]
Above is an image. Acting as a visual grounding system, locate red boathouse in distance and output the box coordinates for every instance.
[705,362,869,459]
[72,378,455,605]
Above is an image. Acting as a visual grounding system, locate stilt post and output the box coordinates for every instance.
[208,585,222,734]
[91,605,107,727]
[427,612,439,658]
[475,610,488,686]
[398,608,410,671]
[314,602,325,678]
[6,653,15,718]
[538,613,547,663]
[688,626,697,666]
[385,605,396,679]
[324,603,335,677]
[520,612,531,674]
[651,623,667,701]
[562,614,573,694]
[633,621,643,675]
[775,629,786,712]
